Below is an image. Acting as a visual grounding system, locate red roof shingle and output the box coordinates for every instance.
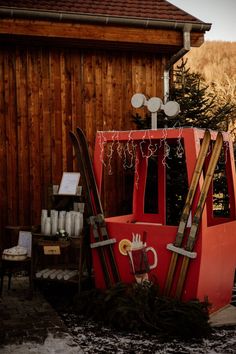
[0,0,208,26]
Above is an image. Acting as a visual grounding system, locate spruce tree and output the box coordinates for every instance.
[169,59,235,131]
[132,59,235,131]
[132,59,235,224]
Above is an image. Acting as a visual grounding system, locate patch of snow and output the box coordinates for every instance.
[1,325,236,353]
[0,333,83,354]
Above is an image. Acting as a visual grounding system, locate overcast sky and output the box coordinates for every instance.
[169,0,236,42]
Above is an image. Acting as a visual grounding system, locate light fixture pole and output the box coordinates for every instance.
[131,93,180,129]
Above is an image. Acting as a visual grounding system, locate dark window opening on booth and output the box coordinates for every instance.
[144,154,158,214]
[101,141,135,217]
[213,152,230,218]
[166,141,188,225]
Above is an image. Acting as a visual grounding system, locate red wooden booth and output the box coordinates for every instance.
[92,128,236,313]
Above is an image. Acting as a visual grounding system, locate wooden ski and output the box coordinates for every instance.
[164,130,211,296]
[75,127,120,284]
[69,128,120,287]
[175,132,223,299]
[69,130,111,287]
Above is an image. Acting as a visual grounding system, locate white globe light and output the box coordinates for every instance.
[147,97,162,113]
[131,93,146,108]
[164,101,180,118]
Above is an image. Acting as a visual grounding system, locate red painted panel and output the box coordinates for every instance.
[92,128,236,313]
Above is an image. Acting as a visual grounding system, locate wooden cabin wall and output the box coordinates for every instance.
[0,44,166,233]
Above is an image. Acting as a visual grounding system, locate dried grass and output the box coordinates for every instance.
[179,41,236,138]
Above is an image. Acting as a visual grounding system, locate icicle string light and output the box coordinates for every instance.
[98,131,107,167]
[147,130,158,157]
[159,128,168,148]
[162,139,171,168]
[176,126,184,158]
[139,130,149,158]
[134,146,140,189]
[98,128,184,174]
[116,132,123,159]
[159,128,171,168]
[139,130,158,159]
[123,131,136,169]
[106,131,116,175]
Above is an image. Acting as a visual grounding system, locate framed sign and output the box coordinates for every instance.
[18,231,32,257]
[58,172,80,195]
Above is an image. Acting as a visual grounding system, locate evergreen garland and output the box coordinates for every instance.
[73,282,211,340]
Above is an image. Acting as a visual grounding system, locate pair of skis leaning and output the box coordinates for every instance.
[164,130,223,298]
[69,128,120,288]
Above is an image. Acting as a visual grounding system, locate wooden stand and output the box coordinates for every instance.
[32,233,85,291]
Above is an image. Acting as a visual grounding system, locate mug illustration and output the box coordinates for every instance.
[119,233,158,284]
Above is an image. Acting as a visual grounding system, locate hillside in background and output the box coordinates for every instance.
[183,41,236,137]
[185,41,236,84]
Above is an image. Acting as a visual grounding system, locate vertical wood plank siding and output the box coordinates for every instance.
[0,44,166,231]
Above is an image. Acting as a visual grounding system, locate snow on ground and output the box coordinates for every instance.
[0,333,82,354]
[59,312,236,353]
[1,318,236,353]
[2,280,236,354]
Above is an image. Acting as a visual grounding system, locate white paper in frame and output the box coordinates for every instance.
[18,231,32,257]
[58,172,81,195]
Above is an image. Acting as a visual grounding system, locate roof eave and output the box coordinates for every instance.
[0,7,212,32]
